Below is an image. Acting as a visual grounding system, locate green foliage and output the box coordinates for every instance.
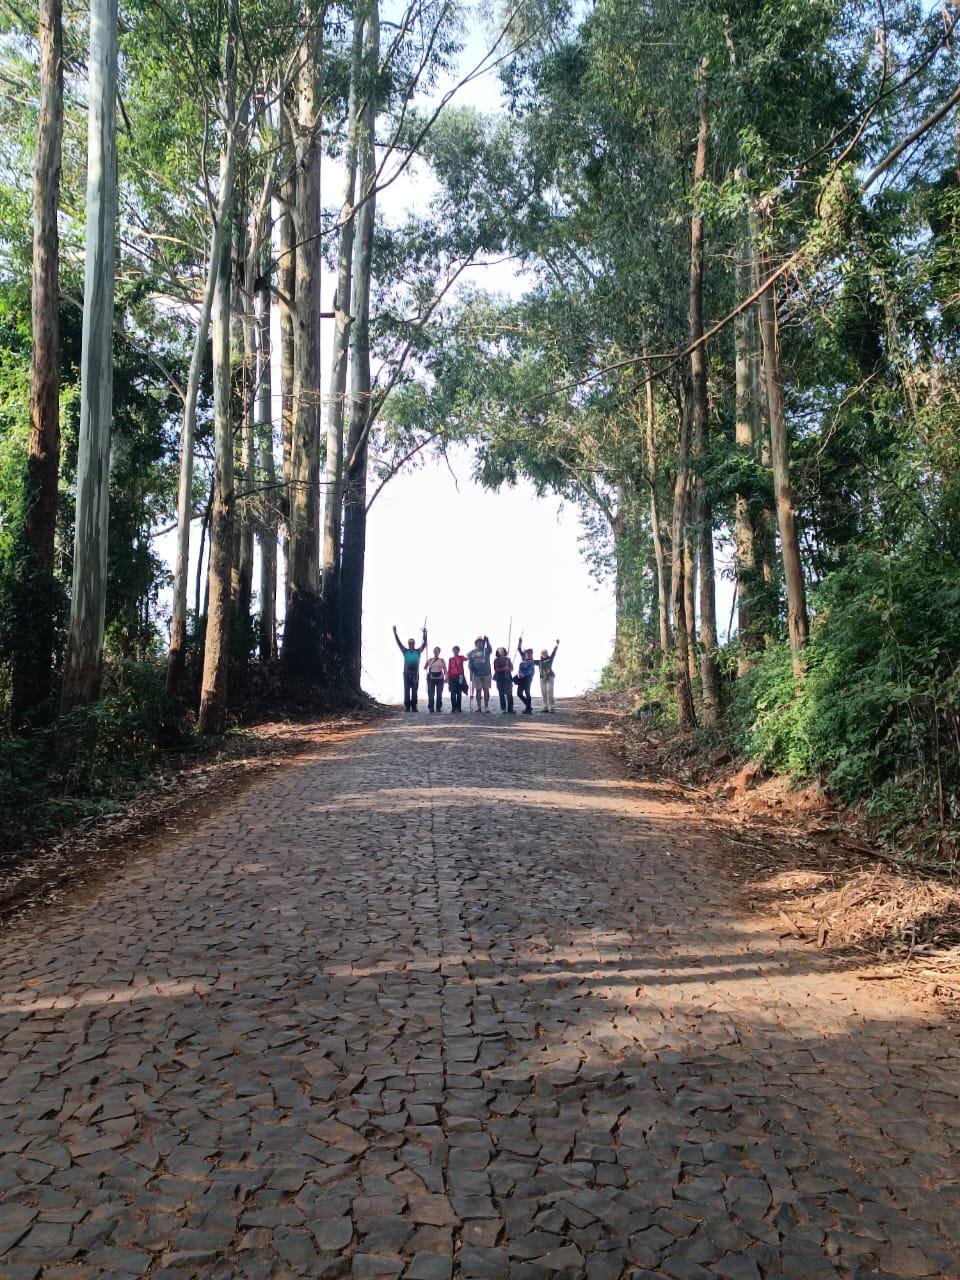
[731,550,960,830]
[0,282,181,719]
[0,660,186,852]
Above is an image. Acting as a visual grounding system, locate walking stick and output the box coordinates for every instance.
[507,615,513,652]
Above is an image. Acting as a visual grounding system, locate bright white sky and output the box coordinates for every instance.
[157,6,617,702]
[363,444,615,700]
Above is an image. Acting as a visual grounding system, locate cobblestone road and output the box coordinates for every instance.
[1,708,959,1279]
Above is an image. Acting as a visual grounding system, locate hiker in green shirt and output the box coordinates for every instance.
[393,624,427,711]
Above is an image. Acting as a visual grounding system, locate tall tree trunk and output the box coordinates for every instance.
[229,212,246,613]
[749,221,778,601]
[669,394,697,729]
[282,29,325,682]
[689,69,721,725]
[60,0,118,712]
[642,370,671,658]
[166,120,242,696]
[759,250,809,673]
[277,151,296,608]
[725,21,767,668]
[611,510,628,672]
[321,13,364,641]
[340,0,379,692]
[684,527,698,683]
[11,0,63,727]
[194,471,214,631]
[256,244,277,662]
[733,212,763,673]
[236,218,256,637]
[198,231,236,733]
[197,4,240,735]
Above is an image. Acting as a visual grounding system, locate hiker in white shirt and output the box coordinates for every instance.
[424,647,447,713]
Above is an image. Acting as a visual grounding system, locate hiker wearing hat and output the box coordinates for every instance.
[536,640,560,712]
[467,635,493,713]
[393,624,427,712]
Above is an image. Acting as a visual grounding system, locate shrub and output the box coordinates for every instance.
[0,659,187,853]
[731,548,960,831]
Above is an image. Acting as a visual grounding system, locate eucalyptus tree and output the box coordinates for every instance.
[197,0,242,736]
[340,0,380,690]
[148,0,299,696]
[281,4,325,684]
[320,8,365,635]
[60,0,119,711]
[163,40,245,696]
[8,0,64,726]
[255,239,277,662]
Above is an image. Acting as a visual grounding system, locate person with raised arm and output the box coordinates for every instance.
[515,637,536,714]
[467,634,493,713]
[424,646,447,713]
[393,624,427,712]
[493,646,515,713]
[536,639,560,712]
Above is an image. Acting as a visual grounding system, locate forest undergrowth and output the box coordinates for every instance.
[0,656,374,862]
[0,687,383,925]
[604,543,960,870]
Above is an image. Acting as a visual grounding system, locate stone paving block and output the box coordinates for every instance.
[406,1252,453,1280]
[713,1255,763,1280]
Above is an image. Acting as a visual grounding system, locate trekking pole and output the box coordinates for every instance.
[507,616,513,652]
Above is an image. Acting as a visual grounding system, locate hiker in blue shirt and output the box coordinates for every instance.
[393,624,427,712]
[515,638,537,714]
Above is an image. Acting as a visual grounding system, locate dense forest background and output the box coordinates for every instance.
[1,0,959,859]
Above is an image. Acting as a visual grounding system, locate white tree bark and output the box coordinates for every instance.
[340,0,379,689]
[282,23,325,680]
[61,0,118,712]
[197,0,241,734]
[256,258,277,661]
[197,222,237,734]
[166,121,243,695]
[321,13,365,610]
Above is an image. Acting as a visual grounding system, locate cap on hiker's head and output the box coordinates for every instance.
[475,637,483,646]
[541,649,549,657]
[496,647,506,656]
[408,638,416,647]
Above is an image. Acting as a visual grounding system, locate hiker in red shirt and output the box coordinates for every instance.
[447,646,468,713]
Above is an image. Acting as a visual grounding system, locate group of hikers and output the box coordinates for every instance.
[392,626,560,714]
